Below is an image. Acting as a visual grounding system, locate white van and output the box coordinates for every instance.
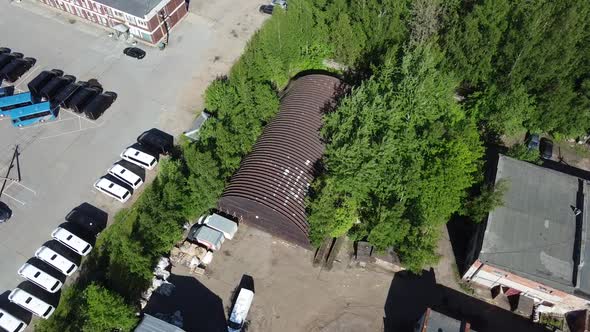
[228,288,254,332]
[108,164,143,190]
[120,147,157,170]
[0,308,27,332]
[94,178,131,203]
[34,246,78,276]
[51,227,92,256]
[8,288,55,319]
[17,263,63,293]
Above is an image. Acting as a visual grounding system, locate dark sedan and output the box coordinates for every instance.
[123,47,146,59]
[540,138,553,160]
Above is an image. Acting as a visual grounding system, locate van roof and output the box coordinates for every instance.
[124,147,155,163]
[229,289,254,324]
[96,178,129,196]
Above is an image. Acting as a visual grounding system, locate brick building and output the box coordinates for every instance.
[463,155,590,314]
[37,0,188,45]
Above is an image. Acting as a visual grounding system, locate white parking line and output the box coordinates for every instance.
[14,64,41,90]
[8,181,36,195]
[1,192,25,205]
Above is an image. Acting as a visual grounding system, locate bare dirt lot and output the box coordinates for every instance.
[145,224,394,332]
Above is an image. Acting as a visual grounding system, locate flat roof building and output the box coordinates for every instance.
[37,0,188,45]
[464,155,590,314]
[217,74,343,248]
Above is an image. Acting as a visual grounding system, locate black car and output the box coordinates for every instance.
[137,129,174,155]
[66,208,104,237]
[0,47,11,54]
[259,4,274,14]
[0,201,12,223]
[123,47,146,59]
[540,138,553,159]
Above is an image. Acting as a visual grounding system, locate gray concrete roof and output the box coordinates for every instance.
[422,309,476,332]
[96,0,161,18]
[480,155,589,295]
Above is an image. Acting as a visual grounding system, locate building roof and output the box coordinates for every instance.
[188,225,224,250]
[479,155,590,295]
[95,0,162,18]
[417,308,475,332]
[204,214,237,239]
[134,314,185,332]
[217,74,343,248]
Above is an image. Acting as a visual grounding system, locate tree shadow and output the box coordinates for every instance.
[383,269,547,332]
[143,273,227,332]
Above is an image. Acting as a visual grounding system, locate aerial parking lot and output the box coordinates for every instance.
[0,0,266,296]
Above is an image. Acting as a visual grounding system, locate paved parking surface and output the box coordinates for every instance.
[0,0,266,297]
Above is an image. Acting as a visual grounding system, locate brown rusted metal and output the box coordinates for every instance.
[217,74,343,248]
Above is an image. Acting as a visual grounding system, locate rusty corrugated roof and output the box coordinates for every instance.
[217,74,343,248]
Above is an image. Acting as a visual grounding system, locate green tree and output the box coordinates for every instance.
[461,180,508,222]
[80,284,138,332]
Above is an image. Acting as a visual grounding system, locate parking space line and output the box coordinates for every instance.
[9,181,36,195]
[1,192,25,205]
[14,64,41,90]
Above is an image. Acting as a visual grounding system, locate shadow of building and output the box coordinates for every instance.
[383,269,547,332]
[143,273,227,332]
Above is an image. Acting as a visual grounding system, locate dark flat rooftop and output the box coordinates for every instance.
[479,155,590,295]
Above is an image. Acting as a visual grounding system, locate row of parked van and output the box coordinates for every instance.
[94,129,173,203]
[0,206,102,332]
[27,69,116,120]
[0,47,35,83]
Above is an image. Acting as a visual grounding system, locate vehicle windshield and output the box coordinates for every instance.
[228,320,242,329]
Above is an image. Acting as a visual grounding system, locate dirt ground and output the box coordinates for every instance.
[145,224,394,332]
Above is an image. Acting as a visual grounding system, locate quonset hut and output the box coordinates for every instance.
[217,74,343,248]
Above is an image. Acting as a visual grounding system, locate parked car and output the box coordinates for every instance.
[123,47,146,59]
[0,57,35,82]
[0,47,11,55]
[108,164,143,190]
[199,213,238,240]
[17,263,63,293]
[51,226,93,256]
[259,4,274,14]
[83,91,116,120]
[94,177,131,203]
[526,133,540,150]
[137,129,174,155]
[540,138,553,159]
[66,207,103,236]
[8,288,55,319]
[34,245,78,276]
[228,288,255,332]
[120,147,157,170]
[0,201,12,223]
[0,308,27,332]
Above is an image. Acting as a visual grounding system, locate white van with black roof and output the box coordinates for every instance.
[8,287,55,319]
[17,263,63,293]
[0,308,27,332]
[120,147,157,170]
[107,164,143,190]
[94,177,131,203]
[34,245,78,276]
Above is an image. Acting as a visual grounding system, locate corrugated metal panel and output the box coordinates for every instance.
[218,74,343,248]
[135,314,186,332]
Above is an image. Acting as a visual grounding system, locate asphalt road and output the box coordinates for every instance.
[0,1,215,296]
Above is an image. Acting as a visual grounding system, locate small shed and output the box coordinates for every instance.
[183,111,210,141]
[135,314,185,332]
[202,214,237,240]
[188,225,224,251]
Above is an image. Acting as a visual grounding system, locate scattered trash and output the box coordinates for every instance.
[156,281,175,296]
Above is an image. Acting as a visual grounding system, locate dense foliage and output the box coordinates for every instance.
[37,0,590,329]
